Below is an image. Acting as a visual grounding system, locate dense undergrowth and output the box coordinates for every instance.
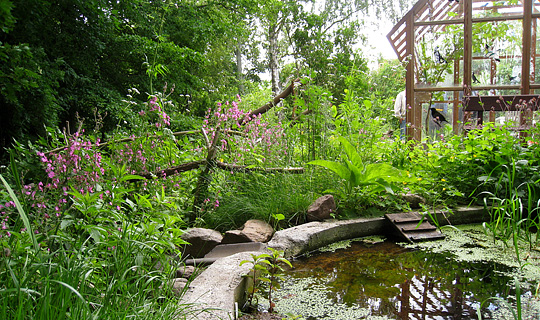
[1,83,540,318]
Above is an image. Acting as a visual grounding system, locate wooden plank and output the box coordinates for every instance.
[463,95,540,111]
[400,223,437,232]
[386,212,422,223]
[385,212,445,243]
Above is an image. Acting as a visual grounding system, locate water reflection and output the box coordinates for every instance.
[280,241,515,319]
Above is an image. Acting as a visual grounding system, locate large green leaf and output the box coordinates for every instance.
[344,158,363,188]
[363,163,402,183]
[338,136,363,170]
[308,160,351,182]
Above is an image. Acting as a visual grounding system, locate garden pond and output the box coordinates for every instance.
[270,225,540,319]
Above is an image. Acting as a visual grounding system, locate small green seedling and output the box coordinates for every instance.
[240,248,292,313]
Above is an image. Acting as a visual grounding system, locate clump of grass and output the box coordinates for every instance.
[0,174,199,320]
[202,171,317,231]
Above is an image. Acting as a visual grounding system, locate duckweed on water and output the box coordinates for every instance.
[405,224,540,284]
[272,226,540,319]
[318,236,386,253]
[273,277,378,319]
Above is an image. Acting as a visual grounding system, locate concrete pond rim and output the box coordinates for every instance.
[179,206,489,320]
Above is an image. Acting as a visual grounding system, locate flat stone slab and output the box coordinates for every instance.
[185,242,267,266]
[268,217,386,258]
[205,242,267,259]
[180,251,266,320]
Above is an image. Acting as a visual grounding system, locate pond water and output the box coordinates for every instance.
[273,240,522,320]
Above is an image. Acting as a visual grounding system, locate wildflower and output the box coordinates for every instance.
[417,178,422,181]
[441,179,446,182]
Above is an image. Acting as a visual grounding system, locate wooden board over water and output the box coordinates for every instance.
[385,212,445,243]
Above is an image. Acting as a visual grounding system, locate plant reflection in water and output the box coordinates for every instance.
[274,241,520,319]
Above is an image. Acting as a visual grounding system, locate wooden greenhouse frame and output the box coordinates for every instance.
[387,0,540,141]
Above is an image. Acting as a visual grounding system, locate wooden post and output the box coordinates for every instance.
[463,0,473,89]
[523,0,532,95]
[453,58,460,135]
[533,18,537,92]
[521,0,533,138]
[406,13,415,141]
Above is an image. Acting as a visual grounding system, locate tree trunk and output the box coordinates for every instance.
[269,24,280,96]
[236,38,245,95]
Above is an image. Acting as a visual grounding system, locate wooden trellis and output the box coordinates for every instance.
[387,0,540,140]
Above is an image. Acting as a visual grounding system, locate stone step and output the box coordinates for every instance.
[185,242,267,266]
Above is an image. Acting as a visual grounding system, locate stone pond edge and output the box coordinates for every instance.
[179,206,488,320]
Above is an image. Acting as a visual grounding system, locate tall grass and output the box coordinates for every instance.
[201,170,324,231]
[477,161,540,320]
[480,161,540,253]
[0,174,200,319]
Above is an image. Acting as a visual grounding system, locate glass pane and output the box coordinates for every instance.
[414,0,463,23]
[533,18,540,85]
[414,24,463,87]
[471,20,522,92]
[473,0,524,19]
[534,0,540,13]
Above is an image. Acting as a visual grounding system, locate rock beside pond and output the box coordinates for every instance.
[180,228,223,258]
[222,219,274,244]
[306,195,336,222]
[176,265,196,279]
[170,278,188,296]
[402,193,426,209]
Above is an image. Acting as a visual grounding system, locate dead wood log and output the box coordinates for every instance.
[290,109,313,123]
[215,162,304,174]
[133,160,206,180]
[130,160,304,181]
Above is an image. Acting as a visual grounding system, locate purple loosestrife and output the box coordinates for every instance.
[203,97,287,166]
[0,133,106,237]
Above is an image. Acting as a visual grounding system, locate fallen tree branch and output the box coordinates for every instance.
[132,160,206,180]
[129,160,304,181]
[215,162,304,174]
[290,109,313,123]
[240,78,301,125]
[44,129,246,155]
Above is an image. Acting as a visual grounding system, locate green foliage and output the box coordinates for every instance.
[0,0,15,33]
[240,248,292,313]
[0,173,189,319]
[202,171,314,231]
[0,43,63,156]
[308,137,407,215]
